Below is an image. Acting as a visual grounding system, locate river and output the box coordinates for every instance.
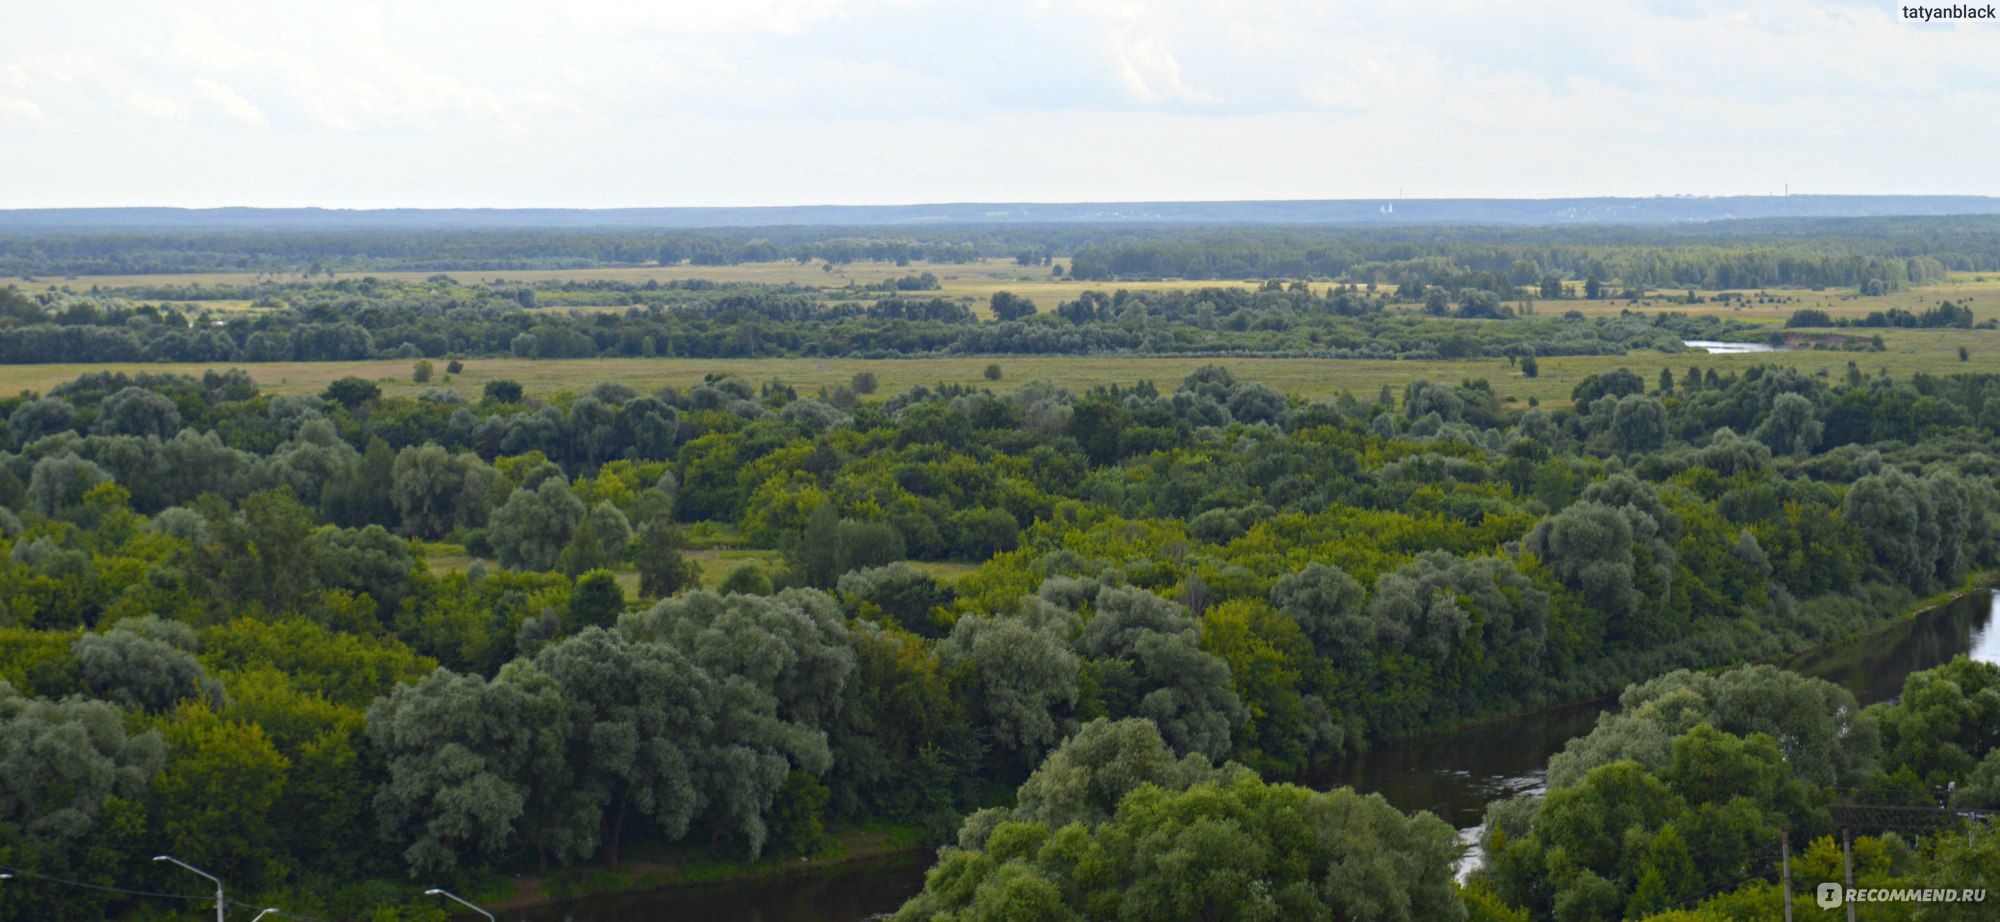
[1684,339,1781,354]
[516,590,2000,922]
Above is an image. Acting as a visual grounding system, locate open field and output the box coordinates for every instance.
[10,268,1998,409]
[16,257,1073,294]
[21,258,1248,318]
[30,260,1999,326]
[1517,273,2000,325]
[4,328,1994,410]
[687,548,786,588]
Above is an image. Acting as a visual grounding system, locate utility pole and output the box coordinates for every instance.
[1780,829,1793,922]
[1842,828,1857,922]
[154,855,224,922]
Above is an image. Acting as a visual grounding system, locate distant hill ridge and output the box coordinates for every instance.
[4,196,1998,231]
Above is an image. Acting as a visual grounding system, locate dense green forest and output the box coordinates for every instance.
[2,351,1998,918]
[1461,657,2000,920]
[0,277,1751,364]
[6,216,2000,283]
[904,658,2000,921]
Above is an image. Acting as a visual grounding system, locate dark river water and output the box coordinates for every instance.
[513,590,2000,922]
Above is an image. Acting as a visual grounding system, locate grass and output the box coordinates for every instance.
[687,548,785,589]
[24,257,1232,318]
[28,259,1999,322]
[7,272,1996,410]
[1526,273,2000,325]
[5,335,1995,412]
[17,257,1068,294]
[907,561,982,584]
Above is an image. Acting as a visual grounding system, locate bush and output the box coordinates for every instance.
[483,379,524,404]
[718,562,773,596]
[324,376,380,408]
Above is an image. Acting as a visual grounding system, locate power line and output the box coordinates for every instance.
[0,863,207,902]
[0,863,356,922]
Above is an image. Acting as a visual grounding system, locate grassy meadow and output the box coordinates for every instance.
[22,257,1240,319]
[29,256,1999,324]
[1,332,1991,411]
[9,264,1998,411]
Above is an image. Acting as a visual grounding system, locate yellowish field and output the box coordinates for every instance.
[48,257,1995,328]
[9,267,1996,409]
[3,328,1992,411]
[17,258,1065,293]
[1526,273,2000,326]
[23,258,1242,319]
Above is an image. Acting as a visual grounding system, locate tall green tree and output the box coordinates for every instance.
[366,661,575,874]
[489,478,586,571]
[532,627,710,865]
[634,516,701,600]
[153,703,291,887]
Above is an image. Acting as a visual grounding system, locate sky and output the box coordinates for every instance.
[2,0,1997,208]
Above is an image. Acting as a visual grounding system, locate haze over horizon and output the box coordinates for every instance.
[5,0,1998,209]
[9,194,2000,234]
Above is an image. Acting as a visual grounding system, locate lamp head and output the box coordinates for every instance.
[152,855,169,861]
[425,889,444,895]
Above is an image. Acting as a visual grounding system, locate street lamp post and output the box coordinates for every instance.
[424,888,495,922]
[250,909,283,922]
[153,855,224,922]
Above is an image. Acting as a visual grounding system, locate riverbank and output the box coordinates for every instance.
[471,580,2000,919]
[1349,576,1996,757]
[1777,578,1998,660]
[483,824,931,914]
[1311,579,2000,828]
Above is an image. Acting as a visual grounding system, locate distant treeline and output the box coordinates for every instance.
[0,279,1738,364]
[5,217,2000,286]
[0,230,989,276]
[1067,221,1995,290]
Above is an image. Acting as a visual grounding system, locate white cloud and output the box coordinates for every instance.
[1104,32,1212,104]
[193,78,267,126]
[0,0,1996,205]
[125,91,182,119]
[538,0,929,36]
[0,95,43,122]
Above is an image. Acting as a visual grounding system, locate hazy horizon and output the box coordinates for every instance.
[9,192,2000,211]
